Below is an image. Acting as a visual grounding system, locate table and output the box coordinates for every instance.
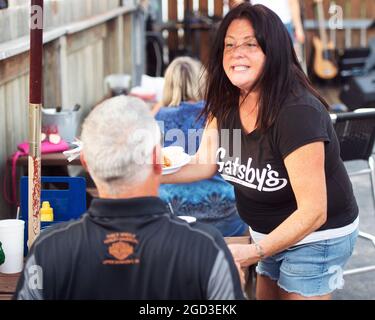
[0,272,20,300]
[14,152,81,167]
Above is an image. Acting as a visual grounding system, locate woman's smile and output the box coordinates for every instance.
[223,19,265,92]
[231,65,251,72]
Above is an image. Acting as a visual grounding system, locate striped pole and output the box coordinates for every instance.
[28,0,44,248]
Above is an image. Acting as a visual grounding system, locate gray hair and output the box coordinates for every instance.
[81,95,161,187]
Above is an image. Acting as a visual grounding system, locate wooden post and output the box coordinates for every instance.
[199,0,209,64]
[184,0,193,14]
[184,0,194,55]
[214,0,224,18]
[59,36,69,109]
[28,0,44,248]
[168,0,178,61]
[334,0,345,50]
[199,0,208,15]
[350,0,367,47]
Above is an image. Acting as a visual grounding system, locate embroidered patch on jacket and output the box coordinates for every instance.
[102,232,140,265]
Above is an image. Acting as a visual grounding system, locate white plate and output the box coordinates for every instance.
[162,146,191,175]
[178,216,197,224]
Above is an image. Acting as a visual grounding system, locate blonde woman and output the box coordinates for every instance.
[156,57,248,236]
[151,56,204,115]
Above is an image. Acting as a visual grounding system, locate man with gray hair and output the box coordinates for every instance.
[14,96,244,300]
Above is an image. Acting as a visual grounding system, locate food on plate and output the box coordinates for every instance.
[162,154,172,168]
[161,147,190,174]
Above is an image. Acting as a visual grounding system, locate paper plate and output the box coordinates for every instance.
[178,216,197,224]
[162,146,191,175]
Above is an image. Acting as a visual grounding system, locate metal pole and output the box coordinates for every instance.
[28,0,44,248]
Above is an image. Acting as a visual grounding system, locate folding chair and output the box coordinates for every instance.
[331,110,375,275]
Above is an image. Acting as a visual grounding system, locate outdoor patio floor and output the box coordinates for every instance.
[333,160,375,300]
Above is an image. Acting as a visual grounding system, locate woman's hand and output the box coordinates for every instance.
[228,243,260,268]
[160,117,219,184]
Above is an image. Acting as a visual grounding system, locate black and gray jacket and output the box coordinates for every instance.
[15,197,245,300]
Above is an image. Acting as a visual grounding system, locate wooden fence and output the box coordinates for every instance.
[164,0,225,64]
[304,0,375,48]
[0,0,373,218]
[0,0,121,44]
[161,0,375,66]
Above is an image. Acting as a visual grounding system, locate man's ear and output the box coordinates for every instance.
[80,152,88,172]
[152,145,162,175]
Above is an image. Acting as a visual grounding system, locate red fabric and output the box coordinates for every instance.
[3,140,69,205]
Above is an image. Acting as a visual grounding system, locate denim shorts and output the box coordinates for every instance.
[256,229,358,297]
[212,212,248,237]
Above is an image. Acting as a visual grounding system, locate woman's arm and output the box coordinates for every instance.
[161,117,220,184]
[289,0,305,44]
[230,141,327,266]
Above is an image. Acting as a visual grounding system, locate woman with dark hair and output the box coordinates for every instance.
[162,3,358,300]
[156,56,248,236]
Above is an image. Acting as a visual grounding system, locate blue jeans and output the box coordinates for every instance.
[210,212,248,237]
[256,229,359,297]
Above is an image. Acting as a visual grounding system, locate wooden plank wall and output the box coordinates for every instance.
[65,24,107,116]
[164,0,374,66]
[165,0,224,65]
[0,52,30,219]
[199,0,210,63]
[167,0,179,60]
[303,0,374,50]
[0,0,120,44]
[0,4,140,219]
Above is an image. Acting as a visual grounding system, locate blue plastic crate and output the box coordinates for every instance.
[20,176,87,255]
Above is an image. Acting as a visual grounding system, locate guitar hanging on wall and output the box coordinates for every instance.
[312,0,338,79]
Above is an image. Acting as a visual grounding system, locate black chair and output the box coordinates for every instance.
[145,31,165,77]
[331,110,375,275]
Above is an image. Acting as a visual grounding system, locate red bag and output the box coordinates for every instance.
[3,140,69,205]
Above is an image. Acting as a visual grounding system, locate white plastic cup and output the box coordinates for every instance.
[0,219,25,274]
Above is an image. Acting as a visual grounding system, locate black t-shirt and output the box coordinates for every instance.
[217,89,358,234]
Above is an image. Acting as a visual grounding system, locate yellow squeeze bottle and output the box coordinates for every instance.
[40,201,54,222]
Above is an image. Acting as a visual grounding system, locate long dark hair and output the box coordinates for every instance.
[201,3,329,132]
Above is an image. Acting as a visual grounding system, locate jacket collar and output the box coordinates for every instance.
[88,196,170,218]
